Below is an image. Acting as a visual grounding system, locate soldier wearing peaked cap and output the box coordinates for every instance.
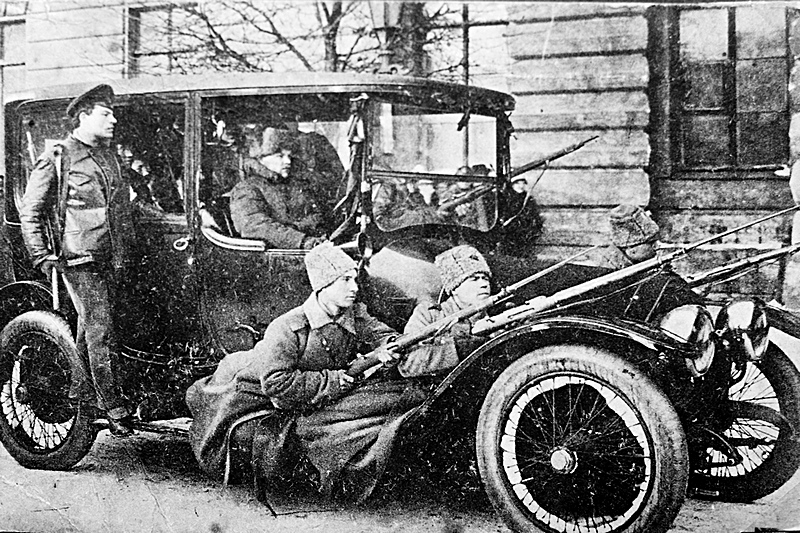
[18,83,138,437]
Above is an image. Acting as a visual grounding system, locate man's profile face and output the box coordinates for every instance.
[79,104,116,141]
[321,269,359,309]
[260,149,292,178]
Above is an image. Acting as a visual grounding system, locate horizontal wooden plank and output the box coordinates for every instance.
[655,210,794,246]
[510,54,649,93]
[657,178,794,210]
[27,6,123,42]
[28,34,124,70]
[506,15,648,59]
[508,4,648,20]
[513,130,649,168]
[29,1,111,13]
[512,92,650,130]
[536,207,630,246]
[25,64,124,90]
[532,169,650,207]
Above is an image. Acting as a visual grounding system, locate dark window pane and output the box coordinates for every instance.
[737,58,787,112]
[736,6,786,59]
[683,62,725,109]
[683,115,732,167]
[680,9,728,61]
[737,112,788,166]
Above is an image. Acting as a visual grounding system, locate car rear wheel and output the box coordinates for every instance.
[690,343,800,502]
[476,344,688,533]
[0,310,96,469]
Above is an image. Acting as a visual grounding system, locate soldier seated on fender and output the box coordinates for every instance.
[399,245,493,377]
[186,242,427,503]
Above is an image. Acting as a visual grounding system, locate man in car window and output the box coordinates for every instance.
[186,242,427,502]
[18,84,137,437]
[230,125,327,249]
[399,245,492,377]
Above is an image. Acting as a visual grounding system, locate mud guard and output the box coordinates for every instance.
[0,281,76,333]
[408,314,687,422]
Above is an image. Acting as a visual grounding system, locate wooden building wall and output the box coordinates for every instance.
[25,1,126,89]
[504,4,652,265]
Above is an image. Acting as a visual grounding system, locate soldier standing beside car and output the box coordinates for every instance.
[230,125,327,249]
[18,84,137,437]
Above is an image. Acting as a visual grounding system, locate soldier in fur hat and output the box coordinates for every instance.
[595,204,661,270]
[230,125,327,248]
[399,245,493,377]
[187,242,427,503]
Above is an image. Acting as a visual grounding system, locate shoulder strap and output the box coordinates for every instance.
[53,142,70,256]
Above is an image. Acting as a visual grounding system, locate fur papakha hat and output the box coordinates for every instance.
[435,245,491,294]
[304,242,356,291]
[609,204,660,248]
[259,126,297,158]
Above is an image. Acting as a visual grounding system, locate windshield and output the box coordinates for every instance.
[367,101,498,232]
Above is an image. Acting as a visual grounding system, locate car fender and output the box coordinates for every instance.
[0,281,76,332]
[411,314,688,418]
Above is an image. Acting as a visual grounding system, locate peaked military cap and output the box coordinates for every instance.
[66,83,115,118]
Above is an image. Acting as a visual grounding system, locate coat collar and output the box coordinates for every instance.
[302,293,356,335]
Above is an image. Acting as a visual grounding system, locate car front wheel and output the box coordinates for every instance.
[0,310,96,469]
[476,343,688,533]
[690,342,800,502]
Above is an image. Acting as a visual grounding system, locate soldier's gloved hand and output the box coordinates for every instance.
[39,258,58,277]
[301,236,326,250]
[375,344,401,368]
[336,369,356,391]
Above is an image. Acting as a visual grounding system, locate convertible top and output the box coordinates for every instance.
[6,72,515,116]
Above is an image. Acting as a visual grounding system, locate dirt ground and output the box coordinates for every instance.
[0,427,799,533]
[3,329,800,533]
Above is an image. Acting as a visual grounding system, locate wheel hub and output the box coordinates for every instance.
[549,446,578,474]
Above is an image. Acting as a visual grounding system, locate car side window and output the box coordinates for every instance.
[114,100,186,215]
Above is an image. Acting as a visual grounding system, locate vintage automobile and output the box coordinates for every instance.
[0,73,798,533]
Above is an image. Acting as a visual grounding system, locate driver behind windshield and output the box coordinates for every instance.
[230,125,327,249]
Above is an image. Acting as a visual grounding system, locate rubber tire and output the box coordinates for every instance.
[690,343,800,502]
[0,310,96,469]
[476,344,688,533]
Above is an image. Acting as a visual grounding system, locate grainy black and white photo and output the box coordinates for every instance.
[1,2,800,532]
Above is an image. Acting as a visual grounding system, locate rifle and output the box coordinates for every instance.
[436,183,494,215]
[510,135,599,180]
[472,204,800,336]
[346,245,601,379]
[686,243,800,289]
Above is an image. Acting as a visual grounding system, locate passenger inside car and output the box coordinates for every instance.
[229,125,327,249]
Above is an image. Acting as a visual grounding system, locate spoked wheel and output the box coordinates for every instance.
[477,344,688,533]
[690,343,800,502]
[0,310,96,469]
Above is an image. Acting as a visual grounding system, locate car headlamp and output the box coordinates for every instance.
[715,298,769,362]
[658,304,716,377]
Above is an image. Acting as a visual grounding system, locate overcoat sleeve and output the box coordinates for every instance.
[19,153,58,266]
[398,303,460,378]
[230,181,307,248]
[257,314,349,410]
